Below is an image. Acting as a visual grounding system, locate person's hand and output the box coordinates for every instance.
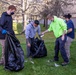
[27,43,31,47]
[61,35,65,41]
[41,32,45,35]
[2,29,7,34]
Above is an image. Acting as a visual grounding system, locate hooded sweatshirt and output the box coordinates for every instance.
[0,12,15,39]
[48,16,67,38]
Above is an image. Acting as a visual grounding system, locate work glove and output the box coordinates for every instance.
[2,29,7,34]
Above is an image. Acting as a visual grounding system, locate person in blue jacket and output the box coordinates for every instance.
[63,14,75,60]
[0,5,16,65]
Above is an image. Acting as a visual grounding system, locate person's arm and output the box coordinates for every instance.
[59,19,67,40]
[26,39,31,47]
[37,25,41,36]
[62,30,67,40]
[42,29,49,35]
[37,25,42,39]
[25,26,31,47]
[67,21,73,33]
[42,23,52,35]
[67,28,72,33]
[0,13,6,31]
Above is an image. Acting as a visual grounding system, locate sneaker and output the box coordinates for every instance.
[61,62,69,66]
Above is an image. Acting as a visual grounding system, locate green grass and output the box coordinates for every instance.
[0,25,76,75]
[75,29,76,32]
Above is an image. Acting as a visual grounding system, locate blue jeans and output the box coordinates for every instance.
[54,35,69,62]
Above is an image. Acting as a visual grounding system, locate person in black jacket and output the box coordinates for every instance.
[0,5,16,65]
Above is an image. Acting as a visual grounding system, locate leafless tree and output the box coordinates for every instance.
[0,0,31,31]
[0,0,75,30]
[39,0,75,29]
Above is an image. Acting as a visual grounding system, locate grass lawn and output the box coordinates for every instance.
[0,26,76,75]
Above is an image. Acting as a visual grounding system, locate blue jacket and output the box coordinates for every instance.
[66,20,75,39]
[0,12,15,39]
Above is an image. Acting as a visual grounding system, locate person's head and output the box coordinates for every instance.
[63,14,72,21]
[33,20,39,27]
[7,5,16,15]
[47,14,54,21]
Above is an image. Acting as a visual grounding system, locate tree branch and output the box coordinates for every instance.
[0,0,10,5]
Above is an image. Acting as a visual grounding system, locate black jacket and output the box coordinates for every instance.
[0,12,15,39]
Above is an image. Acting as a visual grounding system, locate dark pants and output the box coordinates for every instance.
[26,38,34,58]
[54,35,69,62]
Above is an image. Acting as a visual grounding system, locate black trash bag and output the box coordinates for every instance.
[31,38,47,58]
[4,33,24,71]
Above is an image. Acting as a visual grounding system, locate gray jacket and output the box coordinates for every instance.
[25,21,41,39]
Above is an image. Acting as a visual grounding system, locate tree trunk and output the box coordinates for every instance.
[43,18,48,29]
[21,0,27,31]
[22,13,25,30]
[43,18,45,27]
[22,12,27,31]
[23,14,27,31]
